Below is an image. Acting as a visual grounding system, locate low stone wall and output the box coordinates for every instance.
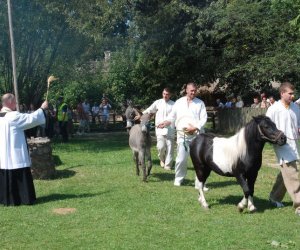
[217,108,267,133]
[28,137,56,179]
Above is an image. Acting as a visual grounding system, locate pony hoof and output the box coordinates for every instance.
[237,206,244,213]
[248,206,257,213]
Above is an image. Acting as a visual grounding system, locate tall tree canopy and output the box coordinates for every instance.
[1,0,300,107]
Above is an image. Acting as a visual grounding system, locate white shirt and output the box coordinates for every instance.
[0,108,46,169]
[82,102,90,114]
[235,101,244,108]
[143,99,175,137]
[166,96,207,143]
[92,106,100,115]
[266,101,300,164]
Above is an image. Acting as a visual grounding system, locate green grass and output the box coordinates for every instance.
[1,132,299,249]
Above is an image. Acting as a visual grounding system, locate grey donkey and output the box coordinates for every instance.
[129,113,152,181]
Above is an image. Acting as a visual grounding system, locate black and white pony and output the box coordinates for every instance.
[190,115,286,212]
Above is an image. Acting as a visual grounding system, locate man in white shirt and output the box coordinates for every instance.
[158,83,207,186]
[266,82,300,216]
[143,88,175,170]
[0,93,48,205]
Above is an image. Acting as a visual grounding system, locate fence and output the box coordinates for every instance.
[216,108,267,133]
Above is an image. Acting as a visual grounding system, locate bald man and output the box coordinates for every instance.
[0,93,48,206]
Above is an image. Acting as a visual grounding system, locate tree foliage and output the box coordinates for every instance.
[1,0,300,107]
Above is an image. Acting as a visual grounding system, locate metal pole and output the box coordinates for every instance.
[7,0,20,111]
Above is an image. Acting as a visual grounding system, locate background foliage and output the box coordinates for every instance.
[1,0,300,107]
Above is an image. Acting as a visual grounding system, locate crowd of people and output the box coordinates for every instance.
[0,82,299,218]
[215,93,278,109]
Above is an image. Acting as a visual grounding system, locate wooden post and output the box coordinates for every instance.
[7,0,19,111]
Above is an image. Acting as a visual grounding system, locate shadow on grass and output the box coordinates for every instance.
[209,195,292,213]
[37,191,109,204]
[151,172,174,182]
[54,169,77,179]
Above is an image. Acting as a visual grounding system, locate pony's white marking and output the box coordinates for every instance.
[212,128,247,174]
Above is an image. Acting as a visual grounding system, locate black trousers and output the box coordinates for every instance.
[59,121,68,142]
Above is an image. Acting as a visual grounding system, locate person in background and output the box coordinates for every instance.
[91,102,100,124]
[158,82,207,187]
[260,95,270,109]
[216,98,224,109]
[142,88,175,170]
[82,99,91,132]
[100,98,112,130]
[25,103,37,138]
[269,96,276,106]
[251,96,260,108]
[67,105,74,137]
[0,93,48,206]
[235,96,244,108]
[266,82,300,216]
[224,97,232,108]
[57,96,68,142]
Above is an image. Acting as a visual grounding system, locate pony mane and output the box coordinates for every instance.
[213,127,247,171]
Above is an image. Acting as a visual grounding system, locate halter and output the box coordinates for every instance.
[257,124,284,143]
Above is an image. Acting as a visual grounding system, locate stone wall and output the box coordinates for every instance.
[28,137,56,179]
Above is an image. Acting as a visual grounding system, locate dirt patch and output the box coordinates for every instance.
[52,207,76,215]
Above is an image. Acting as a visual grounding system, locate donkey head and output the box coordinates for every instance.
[140,113,152,133]
[253,115,286,145]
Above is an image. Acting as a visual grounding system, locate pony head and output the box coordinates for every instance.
[253,115,286,145]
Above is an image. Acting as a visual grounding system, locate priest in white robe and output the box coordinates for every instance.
[0,93,48,206]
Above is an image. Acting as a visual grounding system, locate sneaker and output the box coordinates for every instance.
[174,181,181,187]
[160,161,165,168]
[164,166,171,171]
[295,208,300,216]
[269,197,284,208]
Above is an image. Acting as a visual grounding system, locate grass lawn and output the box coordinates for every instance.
[1,132,299,249]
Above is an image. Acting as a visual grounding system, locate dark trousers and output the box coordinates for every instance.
[59,121,68,142]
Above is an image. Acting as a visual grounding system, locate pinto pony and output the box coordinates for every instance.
[190,115,286,212]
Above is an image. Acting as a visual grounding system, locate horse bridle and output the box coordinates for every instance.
[257,124,284,143]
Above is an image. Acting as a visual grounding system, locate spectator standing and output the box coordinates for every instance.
[216,99,224,109]
[82,99,91,132]
[91,102,100,124]
[100,98,112,130]
[251,96,260,108]
[158,83,207,186]
[67,105,74,137]
[260,95,270,109]
[224,98,232,108]
[0,93,48,205]
[143,88,175,170]
[235,96,244,108]
[269,96,276,106]
[25,103,37,138]
[76,100,88,135]
[57,96,68,142]
[266,82,300,216]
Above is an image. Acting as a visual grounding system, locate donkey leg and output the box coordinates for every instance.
[139,151,147,182]
[236,174,250,212]
[146,148,152,176]
[134,151,139,176]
